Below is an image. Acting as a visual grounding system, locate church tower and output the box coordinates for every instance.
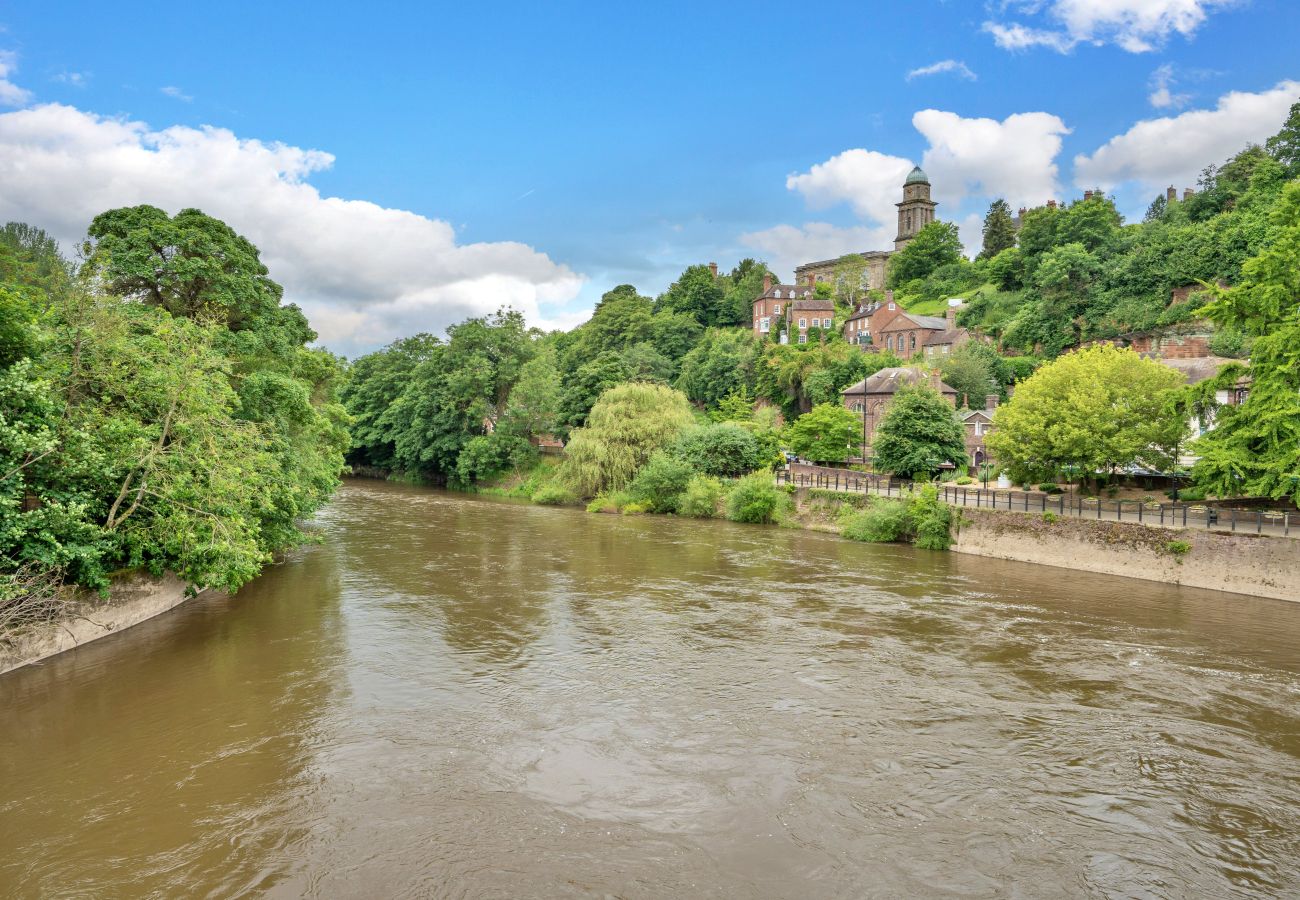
[894,166,938,250]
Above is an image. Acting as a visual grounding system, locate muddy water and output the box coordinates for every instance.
[2,480,1299,898]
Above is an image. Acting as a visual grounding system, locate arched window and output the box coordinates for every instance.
[910,333,917,351]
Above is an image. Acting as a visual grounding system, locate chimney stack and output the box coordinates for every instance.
[1183,188,1195,201]
[708,261,718,278]
[1084,190,1093,201]
[1018,207,1027,217]
[945,307,956,328]
[762,273,772,293]
[985,394,999,412]
[1167,185,1177,202]
[1046,199,1057,209]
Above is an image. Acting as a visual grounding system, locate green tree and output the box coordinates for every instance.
[979,199,1017,259]
[987,345,1186,487]
[499,347,562,441]
[1265,98,1300,177]
[671,423,766,478]
[872,385,968,479]
[887,221,963,288]
[341,333,441,470]
[1190,180,1300,501]
[783,403,862,465]
[557,350,630,431]
[939,343,999,408]
[627,451,695,513]
[831,253,870,305]
[675,328,756,407]
[654,264,726,327]
[558,382,695,497]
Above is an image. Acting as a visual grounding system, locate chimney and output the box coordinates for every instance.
[1046,199,1057,209]
[1167,185,1177,202]
[762,273,772,293]
[1084,190,1093,201]
[945,308,956,329]
[708,261,718,278]
[1183,188,1195,201]
[1018,207,1027,217]
[985,394,998,412]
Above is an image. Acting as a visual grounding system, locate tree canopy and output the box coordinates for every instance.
[783,403,861,465]
[872,386,968,479]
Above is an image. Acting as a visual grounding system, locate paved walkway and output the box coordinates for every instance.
[778,468,1299,540]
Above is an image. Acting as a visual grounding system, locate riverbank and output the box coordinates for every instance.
[0,574,213,676]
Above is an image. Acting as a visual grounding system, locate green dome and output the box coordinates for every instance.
[904,165,930,185]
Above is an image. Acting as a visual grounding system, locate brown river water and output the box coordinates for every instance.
[3,479,1300,898]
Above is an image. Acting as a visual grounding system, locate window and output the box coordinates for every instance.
[910,333,917,351]
[852,401,864,413]
[798,318,807,329]
[974,422,984,437]
[773,304,781,315]
[759,316,771,333]
[798,334,808,344]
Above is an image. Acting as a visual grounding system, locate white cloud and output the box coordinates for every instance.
[785,149,916,221]
[160,85,193,102]
[53,71,89,88]
[914,109,1071,209]
[739,222,891,278]
[906,59,977,81]
[1148,63,1190,108]
[1073,79,1300,191]
[985,0,1238,54]
[0,51,32,106]
[0,103,585,355]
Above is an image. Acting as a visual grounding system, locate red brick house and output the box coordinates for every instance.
[840,367,958,462]
[751,273,816,339]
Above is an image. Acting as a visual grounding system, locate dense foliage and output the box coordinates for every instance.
[1,208,347,612]
[871,386,969,479]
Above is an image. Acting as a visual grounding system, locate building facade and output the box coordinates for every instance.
[840,367,958,462]
[794,250,892,291]
[750,274,834,343]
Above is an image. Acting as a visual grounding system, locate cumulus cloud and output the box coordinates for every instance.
[985,0,1237,53]
[785,149,916,220]
[160,85,193,102]
[0,51,32,106]
[906,59,977,81]
[1148,63,1190,108]
[915,109,1071,209]
[1073,79,1300,191]
[0,104,584,355]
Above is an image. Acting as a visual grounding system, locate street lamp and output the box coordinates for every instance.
[980,461,992,488]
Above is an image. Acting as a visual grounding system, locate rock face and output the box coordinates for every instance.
[0,573,213,675]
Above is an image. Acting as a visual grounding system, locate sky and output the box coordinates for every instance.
[0,0,1297,356]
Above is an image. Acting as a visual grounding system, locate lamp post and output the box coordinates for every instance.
[980,461,992,489]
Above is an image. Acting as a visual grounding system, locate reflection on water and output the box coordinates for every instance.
[2,479,1299,897]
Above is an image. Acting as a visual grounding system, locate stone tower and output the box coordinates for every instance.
[894,166,938,250]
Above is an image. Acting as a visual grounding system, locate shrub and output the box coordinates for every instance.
[1166,539,1191,558]
[1042,511,1059,524]
[839,499,913,543]
[725,471,784,524]
[626,451,695,513]
[1038,482,1063,494]
[909,485,954,550]
[679,475,724,518]
[621,502,649,516]
[532,482,577,505]
[586,491,633,514]
[1169,486,1207,501]
[670,423,767,478]
[954,476,974,485]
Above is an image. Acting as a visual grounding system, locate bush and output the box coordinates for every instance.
[1042,511,1059,524]
[1170,486,1207,501]
[954,476,974,485]
[621,502,649,515]
[1038,482,1063,494]
[725,471,784,524]
[586,491,633,514]
[839,499,913,543]
[909,485,954,550]
[671,423,767,478]
[626,451,695,513]
[679,475,724,518]
[1166,540,1191,558]
[532,482,577,505]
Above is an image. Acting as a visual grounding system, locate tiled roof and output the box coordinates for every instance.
[754,284,815,302]
[841,367,956,396]
[792,298,835,311]
[924,327,967,346]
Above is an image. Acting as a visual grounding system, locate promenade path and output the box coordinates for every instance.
[777,466,1300,541]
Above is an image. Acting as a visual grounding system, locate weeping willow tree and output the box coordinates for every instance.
[558,382,695,498]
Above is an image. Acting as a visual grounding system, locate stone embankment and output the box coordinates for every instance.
[0,574,212,675]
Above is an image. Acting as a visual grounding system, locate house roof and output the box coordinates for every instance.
[841,367,956,396]
[960,409,994,422]
[879,311,949,332]
[924,327,968,347]
[1157,356,1247,386]
[845,303,878,323]
[753,284,814,303]
[792,298,835,311]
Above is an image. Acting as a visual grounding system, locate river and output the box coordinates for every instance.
[2,479,1299,898]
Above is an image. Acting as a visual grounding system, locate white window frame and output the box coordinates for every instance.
[798,318,807,329]
[759,316,771,333]
[773,304,781,315]
[798,333,808,344]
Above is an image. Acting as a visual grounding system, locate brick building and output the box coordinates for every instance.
[750,274,834,343]
[794,251,892,292]
[840,367,958,462]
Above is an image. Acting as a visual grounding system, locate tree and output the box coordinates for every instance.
[1190,180,1300,502]
[832,254,870,305]
[670,423,766,478]
[1265,98,1300,177]
[980,199,1017,259]
[887,221,963,288]
[556,350,630,431]
[939,343,999,408]
[627,451,695,513]
[675,329,755,407]
[558,382,695,497]
[499,347,562,441]
[341,333,441,469]
[783,403,861,465]
[986,345,1187,487]
[654,264,725,327]
[872,386,968,479]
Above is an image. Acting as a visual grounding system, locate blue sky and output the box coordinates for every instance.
[0,1,1297,354]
